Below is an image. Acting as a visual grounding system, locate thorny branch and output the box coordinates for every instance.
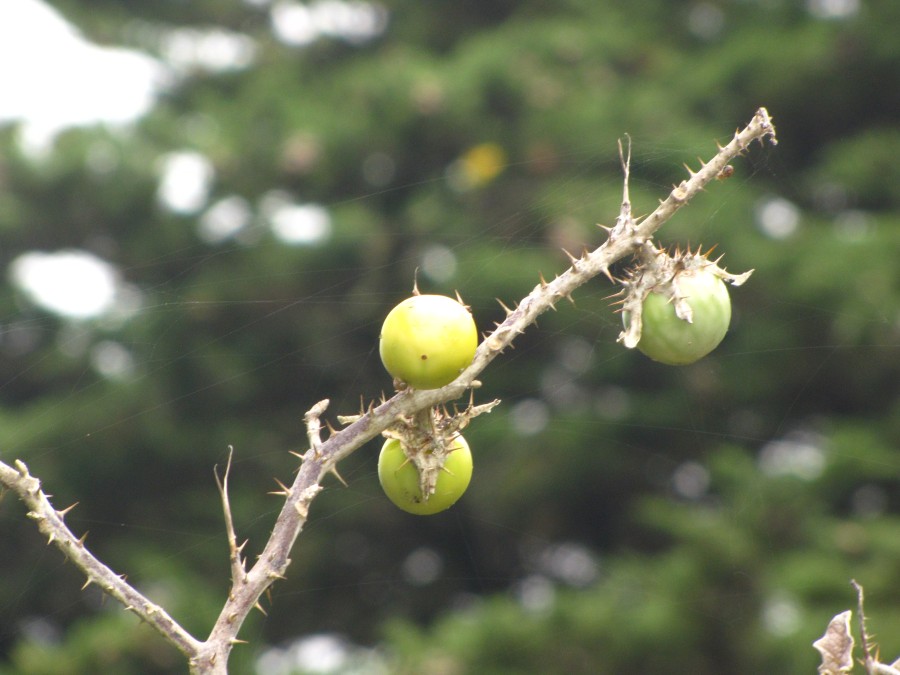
[0,460,202,661]
[814,581,900,675]
[0,108,777,673]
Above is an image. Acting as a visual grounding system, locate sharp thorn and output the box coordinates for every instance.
[268,477,292,497]
[57,501,80,519]
[329,466,349,487]
[455,290,470,310]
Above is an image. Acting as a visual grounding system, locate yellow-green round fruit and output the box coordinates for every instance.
[378,436,473,515]
[379,294,477,389]
[627,269,732,365]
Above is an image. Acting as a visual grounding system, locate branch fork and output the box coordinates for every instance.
[0,108,778,674]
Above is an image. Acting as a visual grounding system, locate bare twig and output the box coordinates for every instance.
[215,447,247,585]
[0,459,203,660]
[0,108,777,674]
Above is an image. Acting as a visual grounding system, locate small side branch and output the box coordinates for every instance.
[215,447,246,585]
[0,458,202,661]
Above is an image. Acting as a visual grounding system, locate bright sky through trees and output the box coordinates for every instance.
[1,0,381,321]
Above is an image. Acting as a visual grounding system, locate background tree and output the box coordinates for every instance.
[0,1,898,673]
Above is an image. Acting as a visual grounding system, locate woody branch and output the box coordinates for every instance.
[0,108,777,674]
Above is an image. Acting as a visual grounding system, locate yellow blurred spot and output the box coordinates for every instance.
[453,142,507,190]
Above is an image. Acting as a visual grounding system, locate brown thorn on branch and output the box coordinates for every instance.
[57,501,79,519]
[327,465,349,488]
[496,298,514,316]
[268,478,292,498]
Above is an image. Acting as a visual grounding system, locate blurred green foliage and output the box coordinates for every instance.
[1,0,898,673]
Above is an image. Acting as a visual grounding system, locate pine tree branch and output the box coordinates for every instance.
[0,108,777,673]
